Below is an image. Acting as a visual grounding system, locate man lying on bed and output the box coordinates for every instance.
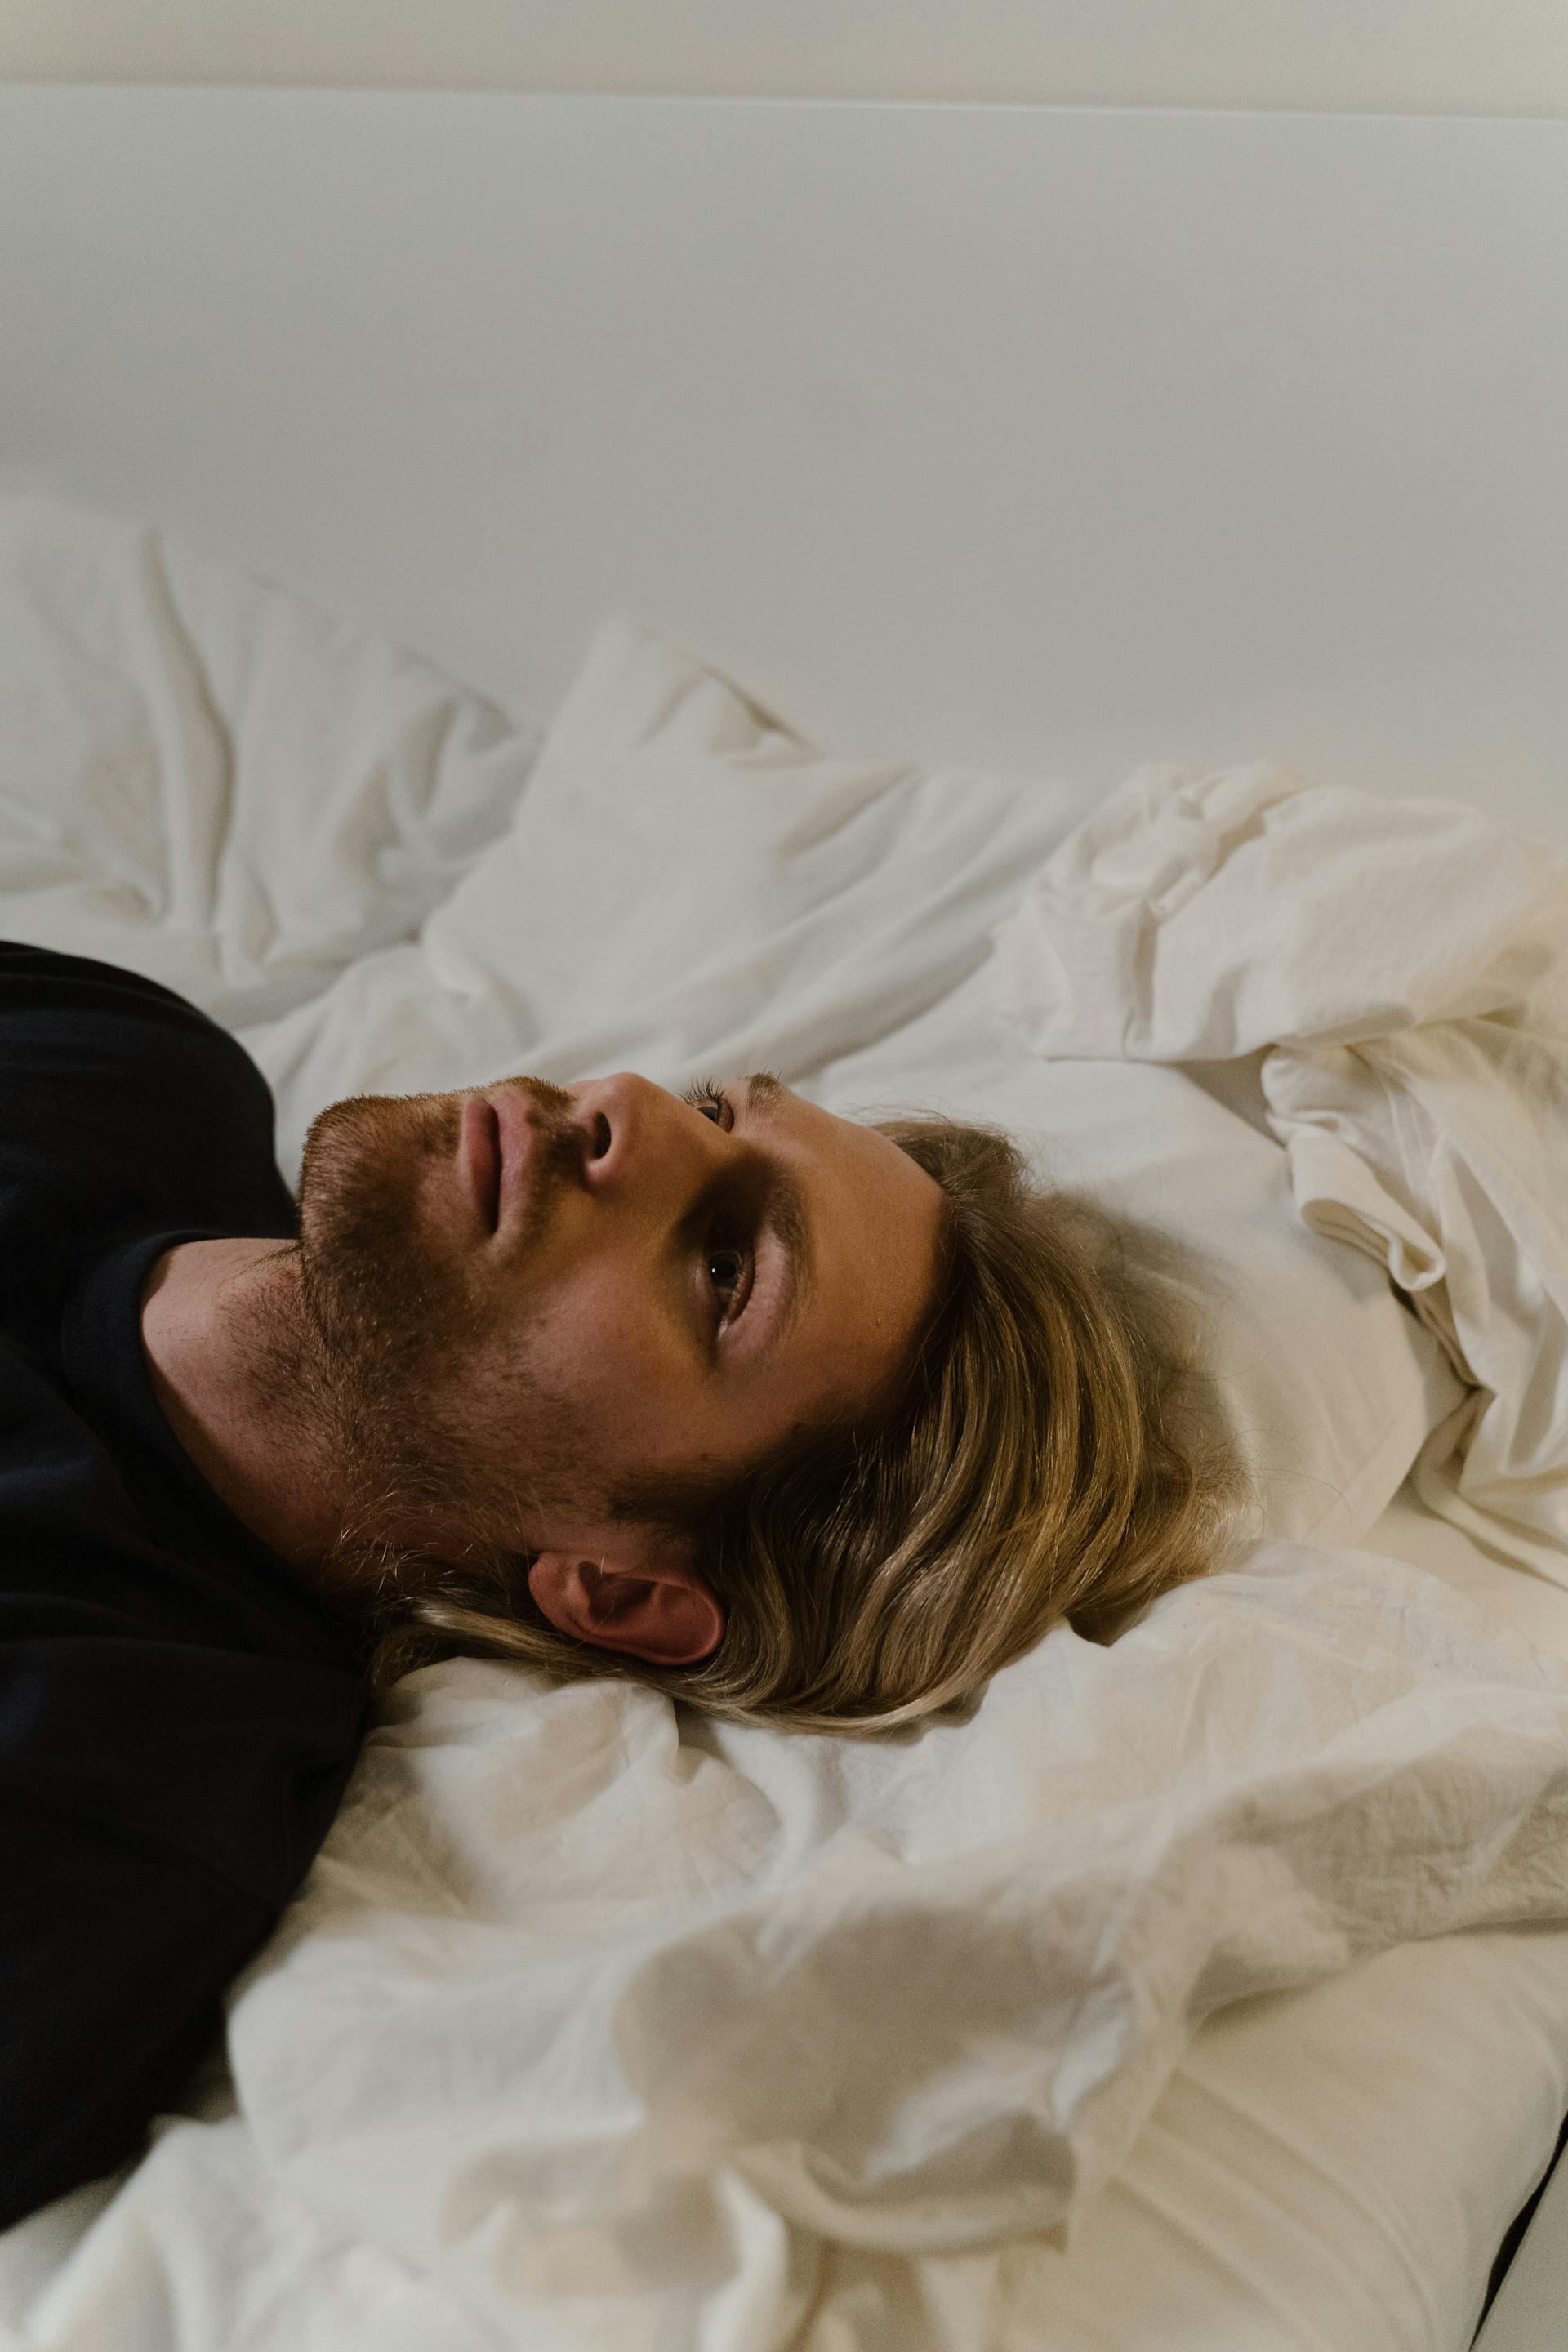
[0,939,1245,2229]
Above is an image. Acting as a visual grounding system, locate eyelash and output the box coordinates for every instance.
[679,1079,752,1326]
[681,1076,733,1130]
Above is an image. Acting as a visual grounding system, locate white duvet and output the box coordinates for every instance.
[3,495,1568,2352]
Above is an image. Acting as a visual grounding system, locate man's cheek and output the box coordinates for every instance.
[526,1281,648,1412]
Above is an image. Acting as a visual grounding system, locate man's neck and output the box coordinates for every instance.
[138,1236,347,1575]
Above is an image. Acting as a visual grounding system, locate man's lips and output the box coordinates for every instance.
[460,1089,540,1235]
[460,1095,502,1231]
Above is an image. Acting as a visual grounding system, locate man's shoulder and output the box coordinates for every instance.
[0,1614,367,1907]
[0,938,296,1277]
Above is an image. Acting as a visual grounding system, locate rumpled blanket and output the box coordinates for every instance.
[993,760,1568,1589]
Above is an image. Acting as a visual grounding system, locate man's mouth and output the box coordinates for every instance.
[461,1095,503,1232]
[462,1086,551,1236]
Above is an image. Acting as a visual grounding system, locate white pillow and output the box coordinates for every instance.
[252,611,1466,1549]
[0,492,538,1028]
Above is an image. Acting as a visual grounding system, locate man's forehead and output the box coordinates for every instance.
[719,1068,943,1239]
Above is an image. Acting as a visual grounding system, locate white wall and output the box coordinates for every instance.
[2,0,1567,117]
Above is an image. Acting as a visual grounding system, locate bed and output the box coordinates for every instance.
[2,85,1567,2352]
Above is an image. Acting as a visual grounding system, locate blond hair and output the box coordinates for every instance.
[365,1114,1256,1732]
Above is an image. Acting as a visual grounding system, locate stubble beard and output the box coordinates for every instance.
[288,1080,586,1602]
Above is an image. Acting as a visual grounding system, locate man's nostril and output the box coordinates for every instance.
[591,1113,612,1160]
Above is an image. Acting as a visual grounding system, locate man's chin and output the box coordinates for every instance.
[296,1099,466,1356]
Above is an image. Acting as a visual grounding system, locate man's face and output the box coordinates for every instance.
[292,1071,944,1569]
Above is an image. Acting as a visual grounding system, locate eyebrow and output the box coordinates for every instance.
[737,1071,814,1352]
[763,1162,815,1351]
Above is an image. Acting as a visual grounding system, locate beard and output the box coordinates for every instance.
[290,1076,587,1595]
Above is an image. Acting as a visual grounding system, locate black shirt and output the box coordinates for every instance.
[0,941,370,2230]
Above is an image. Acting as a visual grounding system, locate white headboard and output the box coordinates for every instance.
[1,87,1564,826]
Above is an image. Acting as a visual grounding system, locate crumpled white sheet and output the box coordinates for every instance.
[0,491,539,1029]
[992,760,1568,1587]
[12,1544,1568,2352]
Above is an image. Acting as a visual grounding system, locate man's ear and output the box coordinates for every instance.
[527,1538,724,1666]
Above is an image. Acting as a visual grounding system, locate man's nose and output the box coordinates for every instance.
[570,1072,719,1202]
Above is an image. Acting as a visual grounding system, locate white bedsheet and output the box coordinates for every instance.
[994,761,1568,1590]
[0,490,540,1030]
[5,499,1568,2352]
[9,1503,1568,2352]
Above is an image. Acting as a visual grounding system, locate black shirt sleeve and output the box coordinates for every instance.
[0,1632,364,2231]
[0,1805,274,2229]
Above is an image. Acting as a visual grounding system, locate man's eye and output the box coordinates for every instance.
[683,1078,731,1130]
[706,1245,746,1303]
